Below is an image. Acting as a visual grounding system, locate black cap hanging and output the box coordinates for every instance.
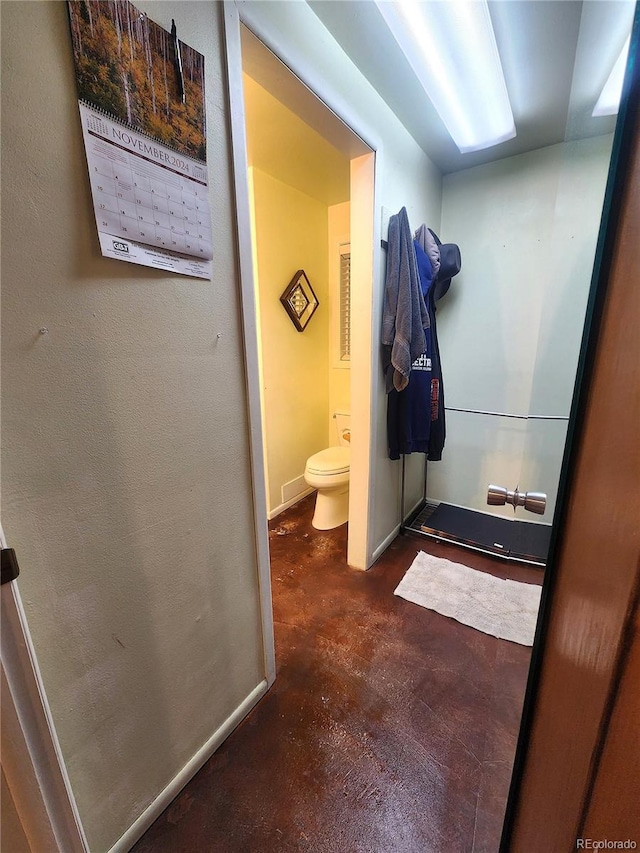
[428,228,462,301]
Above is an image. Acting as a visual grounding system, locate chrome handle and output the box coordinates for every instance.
[522,491,547,514]
[487,485,509,506]
[487,484,547,515]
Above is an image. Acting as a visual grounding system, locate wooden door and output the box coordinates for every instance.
[502,25,640,852]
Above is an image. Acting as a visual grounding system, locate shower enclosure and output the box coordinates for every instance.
[400,0,633,565]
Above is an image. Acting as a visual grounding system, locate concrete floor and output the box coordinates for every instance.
[133,495,540,852]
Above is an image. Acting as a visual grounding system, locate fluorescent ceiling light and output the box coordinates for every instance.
[592,36,630,117]
[375,0,515,153]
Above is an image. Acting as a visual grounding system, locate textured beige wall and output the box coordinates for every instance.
[1,3,264,850]
[250,167,330,514]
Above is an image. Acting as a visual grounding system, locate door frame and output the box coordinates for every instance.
[500,9,640,848]
[222,0,382,612]
[1,527,89,853]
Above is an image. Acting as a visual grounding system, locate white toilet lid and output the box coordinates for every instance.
[306,446,350,475]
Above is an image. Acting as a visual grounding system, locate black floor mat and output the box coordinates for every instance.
[411,502,551,564]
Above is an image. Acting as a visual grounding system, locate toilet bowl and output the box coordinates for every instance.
[304,413,351,530]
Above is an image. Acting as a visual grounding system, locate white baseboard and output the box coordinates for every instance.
[268,488,315,520]
[370,523,401,566]
[281,474,307,504]
[108,679,268,853]
[368,494,427,567]
[405,495,426,523]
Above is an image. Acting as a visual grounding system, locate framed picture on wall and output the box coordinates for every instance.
[280,270,319,332]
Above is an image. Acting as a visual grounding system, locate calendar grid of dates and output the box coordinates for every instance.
[81,106,213,261]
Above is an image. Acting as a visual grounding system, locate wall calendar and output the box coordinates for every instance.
[67,0,212,279]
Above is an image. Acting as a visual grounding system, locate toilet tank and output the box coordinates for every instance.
[334,412,351,447]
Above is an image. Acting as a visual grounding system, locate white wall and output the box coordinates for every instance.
[1,3,265,851]
[430,135,613,523]
[237,1,442,558]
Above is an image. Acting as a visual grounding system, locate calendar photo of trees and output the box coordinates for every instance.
[68,0,207,162]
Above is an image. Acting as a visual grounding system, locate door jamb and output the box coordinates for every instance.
[223,3,276,685]
[222,2,382,582]
[1,528,89,853]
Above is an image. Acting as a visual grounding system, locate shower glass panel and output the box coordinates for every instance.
[417,1,635,562]
[429,135,613,525]
[517,133,615,523]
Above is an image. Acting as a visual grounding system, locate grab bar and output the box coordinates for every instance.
[445,407,569,421]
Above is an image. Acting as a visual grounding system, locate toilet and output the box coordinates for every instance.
[304,413,351,530]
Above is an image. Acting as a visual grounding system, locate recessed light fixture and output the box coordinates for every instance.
[375,0,515,154]
[592,36,630,117]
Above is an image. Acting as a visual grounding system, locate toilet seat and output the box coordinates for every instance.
[306,447,350,476]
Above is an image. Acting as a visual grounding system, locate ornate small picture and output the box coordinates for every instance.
[280,270,319,332]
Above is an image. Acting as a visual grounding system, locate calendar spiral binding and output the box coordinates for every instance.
[78,99,207,168]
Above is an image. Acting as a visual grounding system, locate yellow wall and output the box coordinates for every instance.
[250,167,331,514]
[243,74,350,206]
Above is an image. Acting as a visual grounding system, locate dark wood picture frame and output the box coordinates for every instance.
[279,269,319,332]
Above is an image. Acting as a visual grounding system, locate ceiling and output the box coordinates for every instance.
[243,72,351,205]
[308,0,635,174]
